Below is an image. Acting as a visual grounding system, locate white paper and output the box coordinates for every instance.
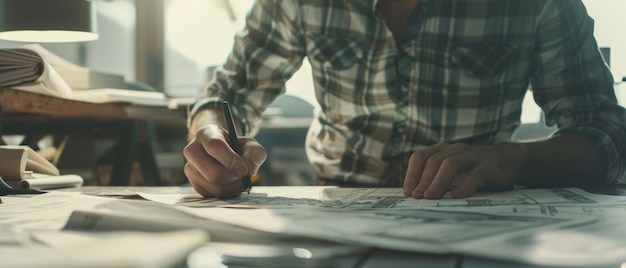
[20,174,83,191]
[173,203,626,266]
[71,88,168,106]
[0,192,113,247]
[0,192,207,268]
[2,229,207,268]
[20,44,86,70]
[13,62,73,98]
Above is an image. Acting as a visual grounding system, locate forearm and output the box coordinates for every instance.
[516,133,603,187]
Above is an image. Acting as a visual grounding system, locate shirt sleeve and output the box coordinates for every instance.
[530,0,626,183]
[187,0,306,136]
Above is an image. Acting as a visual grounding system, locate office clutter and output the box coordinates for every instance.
[0,145,83,194]
[0,44,179,187]
[0,47,73,98]
[0,48,45,88]
[0,44,166,104]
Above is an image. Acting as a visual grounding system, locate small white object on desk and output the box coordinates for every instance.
[71,88,168,106]
[0,145,83,193]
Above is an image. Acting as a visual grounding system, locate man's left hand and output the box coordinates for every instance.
[403,142,527,199]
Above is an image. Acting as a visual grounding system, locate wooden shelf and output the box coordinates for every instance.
[0,88,128,121]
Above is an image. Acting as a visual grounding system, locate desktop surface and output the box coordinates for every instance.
[2,185,625,268]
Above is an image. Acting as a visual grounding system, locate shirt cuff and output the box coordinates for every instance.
[186,96,225,129]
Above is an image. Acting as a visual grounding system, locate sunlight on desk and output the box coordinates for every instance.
[2,185,626,267]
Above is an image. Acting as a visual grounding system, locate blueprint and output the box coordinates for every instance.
[174,202,626,267]
[6,187,626,267]
[139,186,626,209]
[138,186,626,266]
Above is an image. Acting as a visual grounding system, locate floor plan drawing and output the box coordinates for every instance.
[139,186,626,209]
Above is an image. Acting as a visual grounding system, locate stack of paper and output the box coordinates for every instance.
[0,145,83,194]
[0,48,44,88]
[71,88,168,106]
[0,44,167,106]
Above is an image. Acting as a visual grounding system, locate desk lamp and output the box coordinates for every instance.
[0,0,98,43]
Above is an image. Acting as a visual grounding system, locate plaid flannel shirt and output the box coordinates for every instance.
[190,0,626,186]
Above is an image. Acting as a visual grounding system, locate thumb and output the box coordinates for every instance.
[241,138,267,177]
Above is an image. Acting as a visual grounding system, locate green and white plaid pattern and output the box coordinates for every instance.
[191,0,626,186]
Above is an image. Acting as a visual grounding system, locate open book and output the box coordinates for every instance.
[0,44,167,106]
[0,145,83,194]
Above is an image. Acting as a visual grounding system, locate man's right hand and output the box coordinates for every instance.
[183,124,267,198]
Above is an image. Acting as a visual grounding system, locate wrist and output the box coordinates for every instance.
[187,107,225,142]
[495,142,531,183]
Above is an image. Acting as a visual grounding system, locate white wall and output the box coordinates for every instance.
[583,0,626,104]
[583,0,626,81]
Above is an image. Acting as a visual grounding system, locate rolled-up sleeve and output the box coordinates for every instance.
[187,0,306,136]
[530,0,626,183]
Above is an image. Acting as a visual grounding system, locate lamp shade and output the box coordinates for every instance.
[0,0,98,43]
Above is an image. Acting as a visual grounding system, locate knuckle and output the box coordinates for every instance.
[223,155,240,170]
[409,151,428,162]
[182,143,195,158]
[425,155,443,167]
[183,163,194,178]
[257,144,268,157]
[204,138,224,151]
[441,156,460,168]
[203,168,222,183]
[251,146,268,163]
[451,143,469,150]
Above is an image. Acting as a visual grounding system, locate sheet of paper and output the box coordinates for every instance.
[174,205,588,253]
[54,185,196,198]
[150,186,626,267]
[63,206,292,245]
[440,202,626,266]
[458,216,626,267]
[138,186,626,209]
[0,192,113,247]
[2,229,207,268]
[174,204,626,267]
[7,186,623,267]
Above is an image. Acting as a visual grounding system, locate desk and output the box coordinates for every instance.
[2,185,624,268]
[0,88,187,185]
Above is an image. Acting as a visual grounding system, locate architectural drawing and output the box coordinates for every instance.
[139,186,626,209]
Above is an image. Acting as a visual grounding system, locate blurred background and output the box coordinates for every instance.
[0,0,623,187]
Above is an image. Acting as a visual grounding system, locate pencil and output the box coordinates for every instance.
[222,101,252,194]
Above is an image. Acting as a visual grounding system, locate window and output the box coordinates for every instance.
[164,0,253,96]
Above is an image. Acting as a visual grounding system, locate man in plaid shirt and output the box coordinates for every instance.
[184,0,626,199]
